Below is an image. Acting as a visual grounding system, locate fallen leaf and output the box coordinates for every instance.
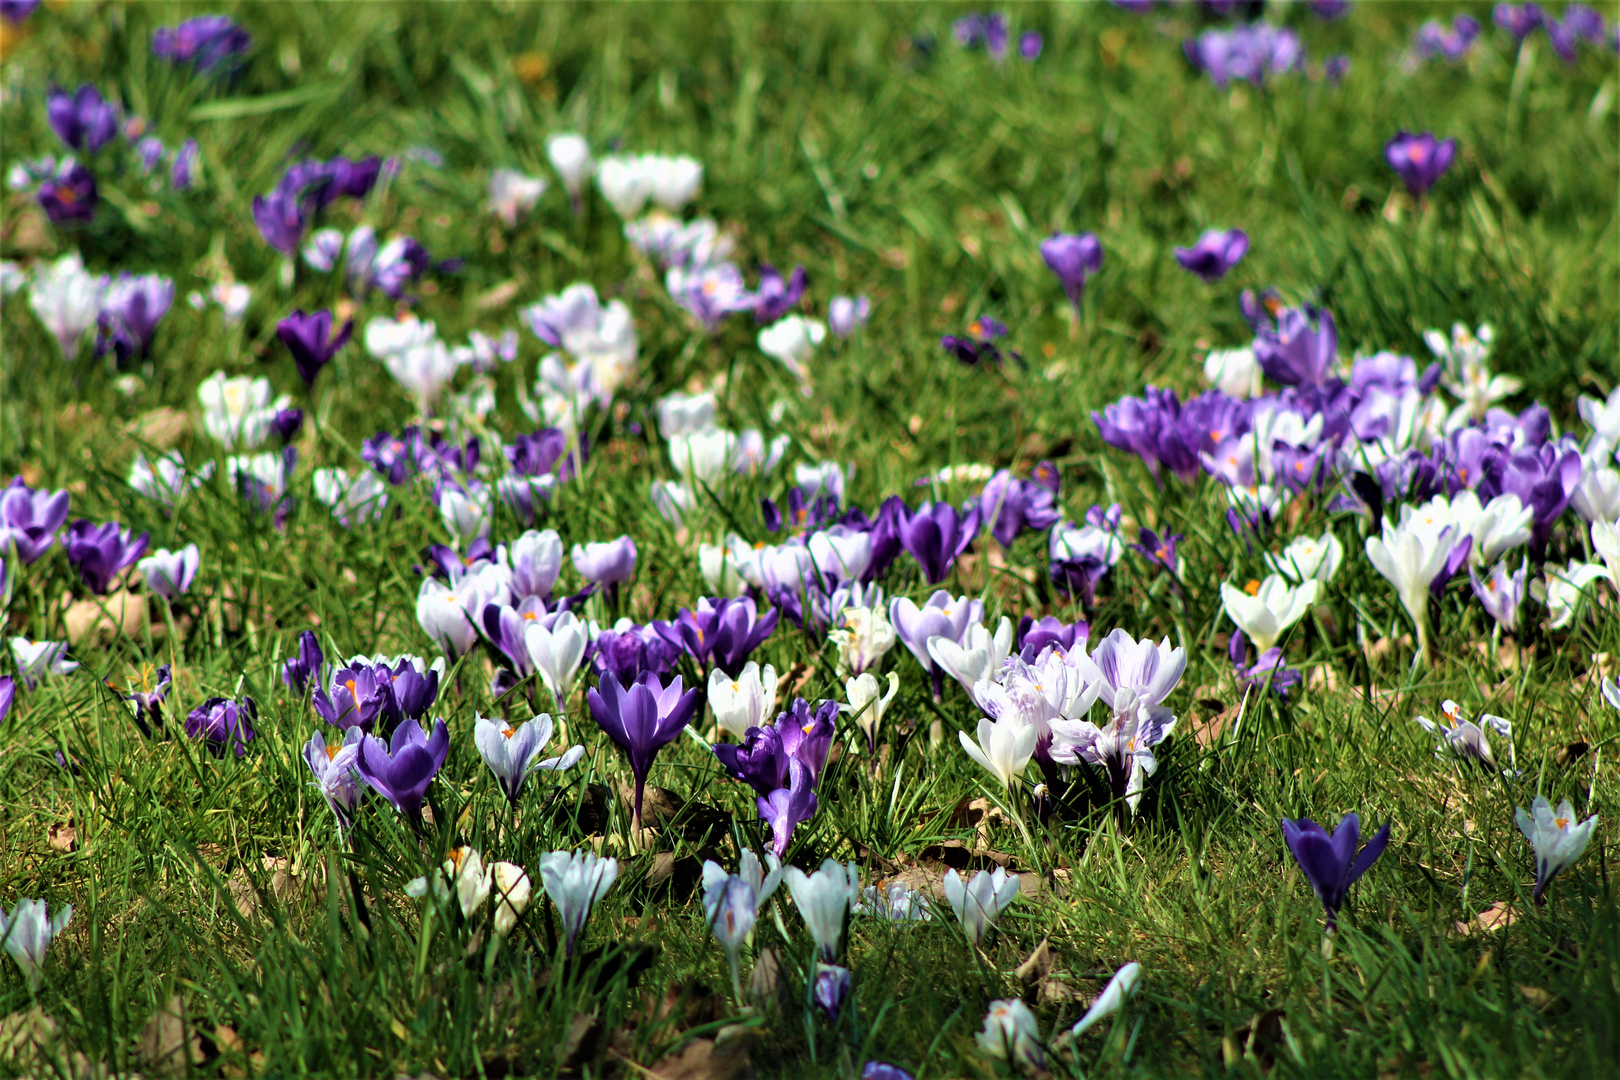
[748,947,787,1009]
[126,407,189,449]
[137,996,210,1078]
[47,822,75,853]
[1016,939,1054,985]
[64,589,150,645]
[644,1034,755,1080]
[1555,741,1589,769]
[1518,985,1560,1011]
[1455,902,1516,936]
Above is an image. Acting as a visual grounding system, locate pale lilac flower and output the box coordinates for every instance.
[10,637,78,689]
[27,253,107,359]
[0,898,72,990]
[538,850,619,956]
[137,544,199,599]
[1516,795,1598,903]
[489,167,548,227]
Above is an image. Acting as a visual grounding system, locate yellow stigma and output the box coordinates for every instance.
[1244,579,1261,596]
[501,724,518,739]
[1555,817,1569,829]
[325,742,341,760]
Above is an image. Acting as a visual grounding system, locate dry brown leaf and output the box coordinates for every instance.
[136,996,205,1078]
[47,822,76,854]
[64,589,149,645]
[126,407,189,449]
[1518,985,1559,1011]
[1015,939,1055,985]
[644,1034,755,1080]
[747,947,786,1009]
[475,279,524,310]
[1455,902,1516,936]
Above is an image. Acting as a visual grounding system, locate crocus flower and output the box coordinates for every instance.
[889,590,983,699]
[702,851,784,998]
[784,858,859,962]
[977,999,1044,1070]
[587,671,700,825]
[943,867,1019,947]
[1043,231,1108,310]
[151,15,251,71]
[813,963,853,1021]
[1253,305,1337,387]
[47,85,119,153]
[828,606,896,678]
[759,758,821,856]
[198,372,288,451]
[591,620,683,685]
[10,638,79,689]
[1069,962,1143,1038]
[0,678,13,723]
[669,260,754,331]
[1220,573,1320,650]
[941,315,1013,365]
[97,273,173,360]
[571,537,637,585]
[1281,813,1390,931]
[37,159,98,224]
[474,713,584,806]
[356,718,450,823]
[959,716,1037,795]
[1265,531,1343,583]
[1131,527,1183,578]
[524,610,589,709]
[0,898,72,990]
[415,578,481,659]
[0,1,42,23]
[109,662,171,737]
[1516,795,1597,903]
[27,253,107,360]
[753,264,808,323]
[841,672,899,752]
[501,529,564,601]
[1470,558,1527,631]
[488,167,547,227]
[1174,229,1249,282]
[277,309,354,391]
[282,630,325,694]
[979,467,1061,549]
[64,519,149,595]
[758,314,826,390]
[1365,517,1454,665]
[252,187,311,255]
[539,850,619,956]
[899,501,980,584]
[1415,699,1513,772]
[1,477,71,564]
[171,138,199,189]
[545,133,594,210]
[303,727,365,831]
[1049,512,1124,605]
[828,295,871,338]
[666,596,779,676]
[137,543,199,599]
[1385,132,1458,195]
[186,696,258,758]
[708,662,779,739]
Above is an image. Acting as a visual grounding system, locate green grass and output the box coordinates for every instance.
[2,2,1618,1077]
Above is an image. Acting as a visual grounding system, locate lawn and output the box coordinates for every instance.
[1,2,1618,1077]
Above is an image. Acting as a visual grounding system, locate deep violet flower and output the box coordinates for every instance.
[37,160,98,224]
[1040,232,1104,310]
[1173,229,1249,282]
[356,717,450,823]
[63,519,149,595]
[46,85,119,154]
[753,264,808,323]
[277,309,354,391]
[979,465,1061,548]
[591,622,683,685]
[282,630,325,695]
[185,696,257,758]
[97,273,174,361]
[587,671,700,824]
[1016,615,1088,662]
[941,316,1015,365]
[712,697,838,797]
[662,596,780,677]
[1253,305,1337,387]
[1,479,70,565]
[1282,813,1390,931]
[899,501,981,583]
[252,187,311,255]
[1385,132,1458,195]
[151,15,252,72]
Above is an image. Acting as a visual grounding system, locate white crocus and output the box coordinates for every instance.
[27,253,106,359]
[1450,490,1533,567]
[415,578,480,659]
[698,539,751,597]
[928,617,1013,697]
[708,662,778,738]
[656,390,717,439]
[488,167,548,227]
[1577,386,1620,452]
[0,898,72,990]
[977,998,1044,1070]
[382,339,470,412]
[312,468,389,525]
[1220,574,1321,651]
[524,612,588,709]
[1530,560,1610,629]
[595,155,651,218]
[1203,346,1261,398]
[668,427,736,485]
[1364,517,1455,666]
[129,451,214,508]
[10,638,79,688]
[405,847,490,919]
[783,859,859,963]
[197,372,287,451]
[1264,531,1343,584]
[757,316,827,390]
[828,605,896,678]
[538,850,619,956]
[645,154,703,210]
[842,672,899,751]
[701,850,783,997]
[438,485,493,545]
[1069,962,1143,1038]
[545,133,595,202]
[364,313,439,357]
[1571,462,1620,524]
[1593,520,1620,591]
[944,867,1020,947]
[490,862,532,937]
[1515,795,1598,903]
[959,717,1037,795]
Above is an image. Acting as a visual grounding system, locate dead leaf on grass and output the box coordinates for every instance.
[1455,902,1516,936]
[47,822,76,853]
[643,1033,756,1080]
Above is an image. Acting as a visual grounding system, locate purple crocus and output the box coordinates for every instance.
[110,663,172,738]
[136,136,166,173]
[0,677,13,723]
[151,15,252,72]
[1228,630,1301,697]
[664,596,780,676]
[64,520,149,595]
[954,12,1011,59]
[591,623,682,685]
[1253,305,1337,387]
[941,316,1014,366]
[754,264,808,322]
[282,630,325,695]
[277,308,354,391]
[899,501,981,584]
[572,537,637,586]
[252,187,311,255]
[1470,559,1527,631]
[314,663,390,732]
[979,467,1061,548]
[670,261,755,331]
[37,160,98,224]
[587,671,701,825]
[1040,232,1104,311]
[1281,813,1390,932]
[46,85,119,154]
[890,590,983,699]
[1494,3,1545,39]
[185,696,257,758]
[1,478,70,564]
[97,273,174,361]
[1016,615,1088,662]
[1130,527,1183,578]
[714,698,837,797]
[760,758,820,858]
[171,139,199,190]
[362,429,422,486]
[1480,443,1582,553]
[1173,229,1249,282]
[1019,31,1043,61]
[1563,3,1607,43]
[0,1,41,23]
[356,718,450,823]
[1384,132,1458,196]
[1324,55,1351,83]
